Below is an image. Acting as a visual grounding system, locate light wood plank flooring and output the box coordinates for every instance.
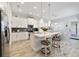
[10,40,43,57]
[9,38,79,57]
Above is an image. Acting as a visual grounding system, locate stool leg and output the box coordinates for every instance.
[50,41,52,54]
[45,47,47,56]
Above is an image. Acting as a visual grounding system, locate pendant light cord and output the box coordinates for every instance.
[41,0,43,19]
[48,0,51,28]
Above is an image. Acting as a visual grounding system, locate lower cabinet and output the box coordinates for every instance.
[11,32,28,42]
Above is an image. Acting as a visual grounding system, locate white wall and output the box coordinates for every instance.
[51,14,79,39]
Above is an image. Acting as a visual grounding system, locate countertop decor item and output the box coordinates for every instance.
[41,27,48,32]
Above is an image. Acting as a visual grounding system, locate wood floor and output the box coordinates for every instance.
[9,40,43,57]
[9,40,61,57]
[9,38,79,57]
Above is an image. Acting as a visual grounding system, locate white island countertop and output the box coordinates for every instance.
[30,32,60,52]
[33,32,59,37]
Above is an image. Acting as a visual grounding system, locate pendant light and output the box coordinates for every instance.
[40,0,44,27]
[41,0,43,20]
[48,0,51,29]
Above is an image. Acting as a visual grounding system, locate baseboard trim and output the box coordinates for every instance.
[12,39,29,43]
[70,38,79,40]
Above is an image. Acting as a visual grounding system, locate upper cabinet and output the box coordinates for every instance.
[27,18,38,28]
[11,17,28,27]
[11,17,38,28]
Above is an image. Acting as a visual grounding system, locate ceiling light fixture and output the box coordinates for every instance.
[19,9,22,12]
[54,23,58,25]
[20,2,24,4]
[33,6,37,9]
[36,14,39,16]
[42,9,46,13]
[29,12,32,15]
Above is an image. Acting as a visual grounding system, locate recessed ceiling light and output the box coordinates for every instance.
[20,2,24,4]
[54,23,58,25]
[29,12,32,15]
[42,10,46,13]
[33,6,37,9]
[19,9,22,12]
[36,14,39,16]
[40,18,43,20]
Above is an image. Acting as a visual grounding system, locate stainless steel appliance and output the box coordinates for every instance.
[1,9,10,56]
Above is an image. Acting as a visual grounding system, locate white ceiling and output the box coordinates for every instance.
[9,2,79,20]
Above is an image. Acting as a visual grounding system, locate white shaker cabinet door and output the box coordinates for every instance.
[77,23,79,37]
[19,32,25,40]
[11,33,17,42]
[15,33,19,41]
[25,32,28,40]
[16,32,28,41]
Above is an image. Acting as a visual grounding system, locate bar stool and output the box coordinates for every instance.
[40,39,51,56]
[52,34,60,48]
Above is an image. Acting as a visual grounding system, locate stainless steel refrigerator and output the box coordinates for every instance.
[0,9,10,57]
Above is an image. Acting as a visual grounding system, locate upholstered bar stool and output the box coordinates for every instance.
[41,39,51,56]
[52,34,60,48]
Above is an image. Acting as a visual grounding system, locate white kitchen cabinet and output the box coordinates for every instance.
[11,16,28,42]
[27,18,38,28]
[11,32,28,42]
[11,33,17,42]
[11,17,27,27]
